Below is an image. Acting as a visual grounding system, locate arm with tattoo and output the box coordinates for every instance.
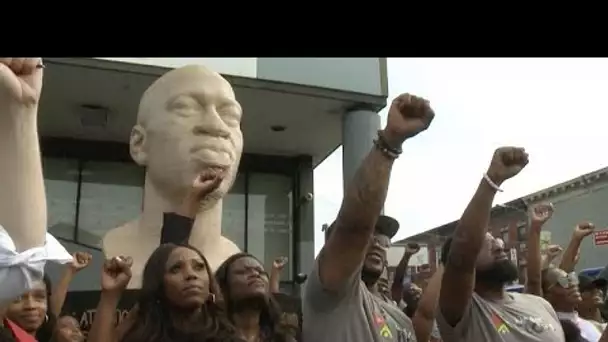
[318,94,435,292]
[318,148,395,291]
[439,178,499,326]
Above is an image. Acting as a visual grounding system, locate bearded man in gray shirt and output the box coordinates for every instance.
[302,93,435,342]
[437,147,565,342]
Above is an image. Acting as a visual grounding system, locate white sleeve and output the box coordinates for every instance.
[0,225,72,306]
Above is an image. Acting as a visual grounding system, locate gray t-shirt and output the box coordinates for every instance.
[437,292,565,342]
[303,258,416,342]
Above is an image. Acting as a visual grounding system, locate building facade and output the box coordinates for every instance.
[394,167,608,284]
[41,58,389,294]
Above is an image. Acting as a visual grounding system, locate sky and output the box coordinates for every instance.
[313,58,608,255]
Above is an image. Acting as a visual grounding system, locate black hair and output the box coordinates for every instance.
[121,243,236,342]
[440,237,453,265]
[215,253,296,342]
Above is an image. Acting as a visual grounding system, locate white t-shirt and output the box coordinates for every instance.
[557,311,604,342]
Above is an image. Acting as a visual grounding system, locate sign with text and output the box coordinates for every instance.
[540,231,552,252]
[594,230,608,246]
[62,290,139,336]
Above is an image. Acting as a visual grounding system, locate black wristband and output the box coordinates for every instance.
[160,212,194,244]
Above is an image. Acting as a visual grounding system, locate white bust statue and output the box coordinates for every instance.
[102,65,243,288]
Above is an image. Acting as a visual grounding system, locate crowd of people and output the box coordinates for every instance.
[1,57,608,342]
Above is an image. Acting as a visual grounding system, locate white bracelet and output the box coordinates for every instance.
[483,173,504,192]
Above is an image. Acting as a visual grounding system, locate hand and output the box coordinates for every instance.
[546,244,563,260]
[272,256,288,270]
[0,58,44,107]
[486,147,529,186]
[178,170,226,217]
[101,256,133,294]
[530,203,554,228]
[189,169,226,199]
[69,252,92,272]
[383,93,435,146]
[404,242,420,255]
[573,221,595,240]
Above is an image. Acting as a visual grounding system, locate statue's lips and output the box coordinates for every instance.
[190,147,233,166]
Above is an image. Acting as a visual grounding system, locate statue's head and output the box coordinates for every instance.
[130,65,243,205]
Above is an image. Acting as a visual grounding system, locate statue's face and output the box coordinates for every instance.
[133,66,243,202]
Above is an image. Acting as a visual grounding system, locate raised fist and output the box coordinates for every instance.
[69,251,92,272]
[191,169,225,199]
[0,58,44,107]
[178,169,227,217]
[530,203,554,227]
[272,256,288,270]
[405,242,420,255]
[573,222,595,240]
[546,244,563,259]
[486,147,529,185]
[383,93,435,146]
[101,256,133,293]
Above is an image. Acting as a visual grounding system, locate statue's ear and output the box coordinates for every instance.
[129,124,147,166]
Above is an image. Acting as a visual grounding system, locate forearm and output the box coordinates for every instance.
[525,225,542,295]
[320,146,394,289]
[391,253,412,302]
[334,147,394,238]
[269,269,281,293]
[50,268,75,316]
[88,292,122,342]
[0,108,46,251]
[413,267,444,342]
[559,235,582,272]
[440,178,498,326]
[447,178,498,270]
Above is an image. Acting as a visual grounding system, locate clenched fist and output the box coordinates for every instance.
[383,93,435,146]
[69,251,92,272]
[573,222,595,240]
[530,203,554,229]
[178,169,227,217]
[486,147,529,186]
[101,256,133,294]
[0,58,44,108]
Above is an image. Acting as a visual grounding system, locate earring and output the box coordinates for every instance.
[45,315,48,322]
[207,293,215,304]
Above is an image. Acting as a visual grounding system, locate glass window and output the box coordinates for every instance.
[44,158,79,241]
[518,225,527,241]
[77,162,144,247]
[247,173,293,280]
[501,231,509,244]
[222,173,246,250]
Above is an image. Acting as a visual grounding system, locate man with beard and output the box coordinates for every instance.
[437,147,564,342]
[302,93,435,342]
[324,215,400,298]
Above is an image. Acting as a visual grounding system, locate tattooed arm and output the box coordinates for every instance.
[318,94,435,293]
[439,178,499,326]
[318,147,395,291]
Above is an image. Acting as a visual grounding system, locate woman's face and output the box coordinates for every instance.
[54,316,83,342]
[6,280,47,333]
[228,256,269,301]
[164,247,211,309]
